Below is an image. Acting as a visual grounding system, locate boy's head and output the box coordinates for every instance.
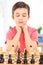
[12,1,30,27]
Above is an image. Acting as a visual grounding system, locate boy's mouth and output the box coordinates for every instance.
[19,22,23,23]
[18,21,25,27]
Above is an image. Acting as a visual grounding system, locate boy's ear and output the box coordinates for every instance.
[28,16,30,19]
[28,16,30,20]
[11,15,14,19]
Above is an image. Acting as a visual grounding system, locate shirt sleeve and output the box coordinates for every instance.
[30,29,38,42]
[6,29,13,40]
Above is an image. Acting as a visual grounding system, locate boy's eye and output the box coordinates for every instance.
[22,15,26,17]
[16,15,20,17]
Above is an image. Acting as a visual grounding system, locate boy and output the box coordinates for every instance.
[6,1,38,53]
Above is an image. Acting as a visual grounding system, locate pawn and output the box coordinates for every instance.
[39,54,43,64]
[30,54,35,64]
[16,48,21,64]
[22,49,28,64]
[0,54,4,63]
[8,54,12,64]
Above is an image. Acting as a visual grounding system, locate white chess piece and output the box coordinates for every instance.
[37,47,42,53]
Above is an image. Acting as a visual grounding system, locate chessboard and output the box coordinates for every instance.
[0,60,43,65]
[0,47,43,65]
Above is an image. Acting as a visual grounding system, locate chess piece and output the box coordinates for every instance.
[29,45,33,57]
[30,45,32,47]
[0,47,3,54]
[8,54,12,64]
[16,48,21,64]
[39,54,43,64]
[11,44,15,54]
[12,45,14,47]
[0,47,2,51]
[0,54,4,63]
[30,54,35,64]
[22,49,28,64]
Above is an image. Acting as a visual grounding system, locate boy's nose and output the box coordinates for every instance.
[19,16,23,20]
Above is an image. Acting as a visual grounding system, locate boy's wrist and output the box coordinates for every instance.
[16,26,21,34]
[22,25,27,33]
[17,31,21,35]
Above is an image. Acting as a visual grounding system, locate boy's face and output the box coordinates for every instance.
[12,8,30,27]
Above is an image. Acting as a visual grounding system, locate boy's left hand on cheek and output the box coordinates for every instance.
[22,24,27,32]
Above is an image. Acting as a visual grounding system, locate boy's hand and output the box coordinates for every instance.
[16,26,22,34]
[22,24,27,33]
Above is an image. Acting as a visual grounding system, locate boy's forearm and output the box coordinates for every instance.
[12,32,21,43]
[10,32,21,49]
[24,30,37,51]
[6,32,21,51]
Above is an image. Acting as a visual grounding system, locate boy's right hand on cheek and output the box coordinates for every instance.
[16,26,22,34]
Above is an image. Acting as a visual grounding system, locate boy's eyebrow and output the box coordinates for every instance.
[23,13,27,14]
[16,13,19,14]
[23,13,26,15]
[16,13,27,14]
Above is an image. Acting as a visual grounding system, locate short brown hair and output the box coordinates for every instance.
[12,1,30,17]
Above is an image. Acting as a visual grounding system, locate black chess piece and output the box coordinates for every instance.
[39,54,43,64]
[30,54,35,64]
[8,54,12,64]
[22,49,28,64]
[0,54,4,63]
[30,45,32,47]
[12,44,14,47]
[16,48,21,64]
